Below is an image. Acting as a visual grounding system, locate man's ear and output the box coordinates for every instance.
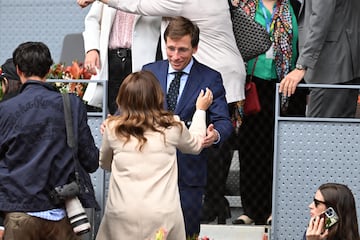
[192,45,198,55]
[16,66,26,83]
[16,66,21,77]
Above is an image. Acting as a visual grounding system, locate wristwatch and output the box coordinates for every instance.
[295,64,307,71]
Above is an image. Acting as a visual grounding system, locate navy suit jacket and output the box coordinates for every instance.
[143,58,233,187]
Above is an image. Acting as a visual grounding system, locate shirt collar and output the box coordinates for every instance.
[168,58,194,75]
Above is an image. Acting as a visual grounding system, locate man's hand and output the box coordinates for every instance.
[279,69,305,97]
[202,124,219,148]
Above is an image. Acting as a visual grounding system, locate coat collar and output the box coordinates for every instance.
[20,80,58,93]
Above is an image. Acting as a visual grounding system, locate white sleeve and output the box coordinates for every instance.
[99,126,114,172]
[107,0,184,17]
[176,110,207,155]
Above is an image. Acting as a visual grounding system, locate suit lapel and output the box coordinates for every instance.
[158,61,170,110]
[175,60,202,114]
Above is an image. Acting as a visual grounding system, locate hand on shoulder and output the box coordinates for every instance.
[196,87,213,111]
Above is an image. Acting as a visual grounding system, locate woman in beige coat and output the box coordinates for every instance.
[96,70,213,240]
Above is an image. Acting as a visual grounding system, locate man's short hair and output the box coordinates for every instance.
[13,42,53,78]
[164,16,200,48]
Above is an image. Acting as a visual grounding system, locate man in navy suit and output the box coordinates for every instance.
[143,17,233,238]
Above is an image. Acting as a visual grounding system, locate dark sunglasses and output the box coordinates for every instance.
[314,198,327,207]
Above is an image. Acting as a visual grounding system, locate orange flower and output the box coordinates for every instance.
[47,60,95,99]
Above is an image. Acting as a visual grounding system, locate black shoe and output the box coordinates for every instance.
[232,218,245,224]
[201,198,231,224]
[266,214,272,225]
[200,202,217,223]
[232,215,254,225]
[217,203,231,224]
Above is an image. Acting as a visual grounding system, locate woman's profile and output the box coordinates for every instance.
[304,183,360,240]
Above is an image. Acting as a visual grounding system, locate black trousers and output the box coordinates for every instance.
[236,77,307,224]
[107,48,132,115]
[204,141,233,204]
[202,105,234,219]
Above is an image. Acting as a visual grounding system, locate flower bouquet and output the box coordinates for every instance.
[47,61,103,112]
[47,60,93,98]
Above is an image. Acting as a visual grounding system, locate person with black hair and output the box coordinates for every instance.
[0,58,21,101]
[0,42,99,240]
[304,183,360,240]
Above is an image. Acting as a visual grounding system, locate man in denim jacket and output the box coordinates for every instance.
[0,42,99,240]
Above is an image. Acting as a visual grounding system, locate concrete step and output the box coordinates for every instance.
[199,224,270,240]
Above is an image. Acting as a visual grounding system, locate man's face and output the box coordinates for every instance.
[166,35,198,71]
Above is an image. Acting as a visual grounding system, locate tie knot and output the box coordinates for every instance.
[174,71,184,79]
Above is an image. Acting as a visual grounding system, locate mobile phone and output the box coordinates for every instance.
[320,207,339,229]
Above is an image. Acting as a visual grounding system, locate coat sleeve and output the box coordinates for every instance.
[76,98,100,173]
[297,0,337,69]
[107,0,184,17]
[83,2,104,53]
[206,72,233,144]
[99,123,114,172]
[176,110,206,154]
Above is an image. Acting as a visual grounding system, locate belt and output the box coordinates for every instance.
[109,48,131,58]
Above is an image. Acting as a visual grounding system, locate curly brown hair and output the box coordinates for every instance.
[108,70,183,151]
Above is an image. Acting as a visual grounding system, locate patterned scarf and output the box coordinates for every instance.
[239,0,293,80]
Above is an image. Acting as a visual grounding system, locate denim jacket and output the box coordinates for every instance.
[0,81,99,211]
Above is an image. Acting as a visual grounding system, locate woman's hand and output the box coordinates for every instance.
[196,88,213,111]
[306,216,328,240]
[100,114,112,135]
[84,50,100,75]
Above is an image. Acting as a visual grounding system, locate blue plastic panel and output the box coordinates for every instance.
[272,84,360,239]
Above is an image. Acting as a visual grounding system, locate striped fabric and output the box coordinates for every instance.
[108,10,136,49]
